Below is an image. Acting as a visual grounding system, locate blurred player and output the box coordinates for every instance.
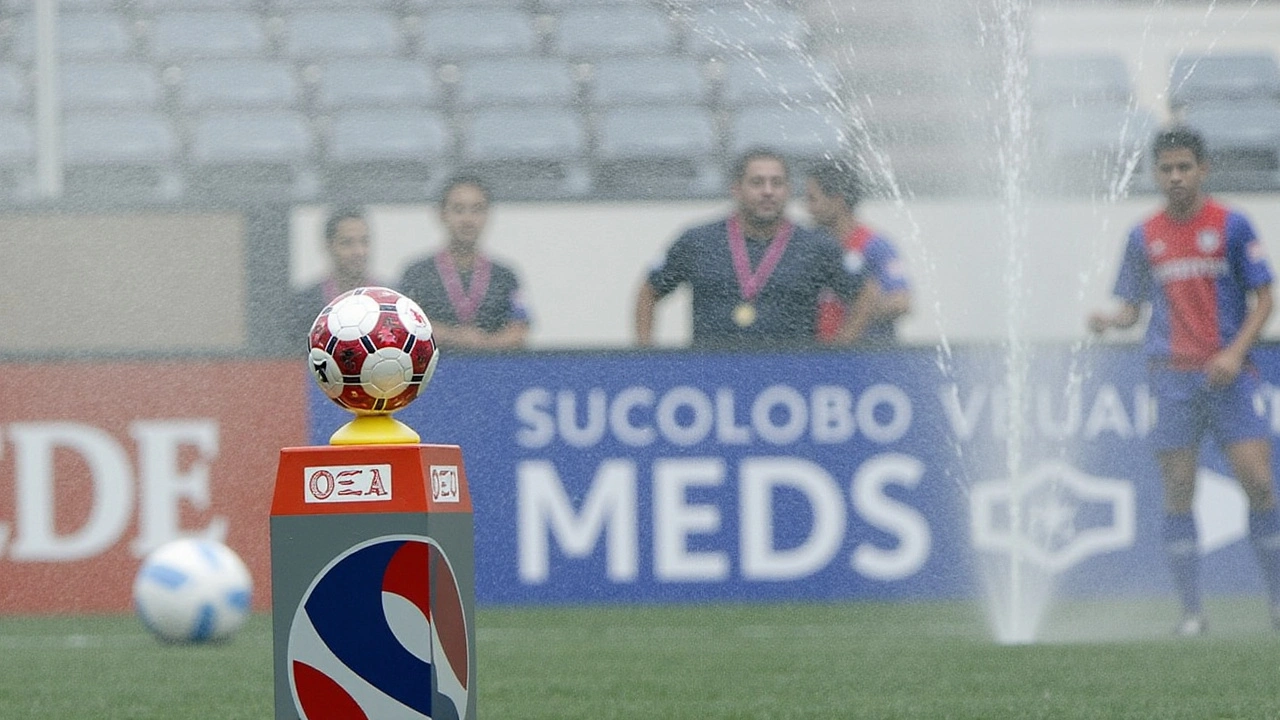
[635,147,875,348]
[805,159,912,347]
[399,174,531,351]
[1089,125,1280,636]
[291,208,379,341]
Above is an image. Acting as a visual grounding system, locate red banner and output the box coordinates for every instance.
[0,359,308,614]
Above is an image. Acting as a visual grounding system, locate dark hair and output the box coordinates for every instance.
[323,207,366,242]
[807,158,862,209]
[440,172,491,206]
[1152,125,1207,164]
[731,146,788,183]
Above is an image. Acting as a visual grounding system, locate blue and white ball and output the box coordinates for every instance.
[133,538,253,643]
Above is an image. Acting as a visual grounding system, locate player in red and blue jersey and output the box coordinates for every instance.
[1090,125,1280,637]
[805,159,911,347]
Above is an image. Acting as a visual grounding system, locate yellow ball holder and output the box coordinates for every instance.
[329,414,421,445]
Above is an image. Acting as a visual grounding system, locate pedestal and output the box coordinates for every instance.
[270,443,475,720]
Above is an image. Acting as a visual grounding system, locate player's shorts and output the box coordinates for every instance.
[1149,364,1269,451]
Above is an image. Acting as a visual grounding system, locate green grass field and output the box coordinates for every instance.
[2,597,1279,719]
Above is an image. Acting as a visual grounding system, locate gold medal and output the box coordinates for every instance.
[733,302,756,327]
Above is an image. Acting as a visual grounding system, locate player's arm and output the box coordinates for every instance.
[831,278,880,346]
[1207,284,1272,386]
[1087,302,1141,334]
[483,321,529,351]
[880,288,911,321]
[634,281,659,347]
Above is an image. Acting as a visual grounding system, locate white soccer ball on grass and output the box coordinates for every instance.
[132,538,253,643]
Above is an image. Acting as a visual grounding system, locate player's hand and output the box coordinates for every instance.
[1205,349,1244,388]
[1086,312,1110,335]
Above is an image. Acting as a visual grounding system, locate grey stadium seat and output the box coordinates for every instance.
[593,104,723,200]
[177,59,299,110]
[1033,104,1159,196]
[728,105,845,167]
[280,10,405,61]
[1183,101,1280,192]
[10,12,135,60]
[1169,51,1280,108]
[137,0,260,9]
[62,110,182,204]
[0,65,24,110]
[149,11,268,62]
[720,55,840,108]
[188,110,317,203]
[1029,53,1134,107]
[686,6,809,58]
[454,58,576,109]
[315,58,440,110]
[59,61,161,111]
[552,6,678,60]
[0,112,35,201]
[461,107,590,200]
[419,8,539,61]
[322,108,451,203]
[588,56,708,107]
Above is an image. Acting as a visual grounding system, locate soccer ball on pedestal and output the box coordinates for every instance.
[308,287,439,414]
[307,286,439,443]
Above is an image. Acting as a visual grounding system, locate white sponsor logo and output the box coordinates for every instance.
[431,465,461,503]
[1197,228,1221,254]
[1153,257,1227,284]
[304,464,391,503]
[970,460,1135,572]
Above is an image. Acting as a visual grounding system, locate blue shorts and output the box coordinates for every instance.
[1149,365,1269,451]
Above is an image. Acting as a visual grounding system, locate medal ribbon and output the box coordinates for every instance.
[434,251,491,324]
[727,216,792,302]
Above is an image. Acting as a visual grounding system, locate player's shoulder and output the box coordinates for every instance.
[486,256,522,282]
[679,217,729,241]
[400,253,437,277]
[789,222,840,249]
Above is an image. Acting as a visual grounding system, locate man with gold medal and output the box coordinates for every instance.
[635,147,876,349]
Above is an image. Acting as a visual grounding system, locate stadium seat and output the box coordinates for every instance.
[1169,51,1280,108]
[593,105,723,199]
[418,8,539,61]
[54,0,119,11]
[10,12,135,60]
[62,110,182,204]
[685,6,809,58]
[60,61,161,111]
[149,11,269,62]
[552,6,678,60]
[274,0,400,9]
[314,58,439,110]
[1033,104,1159,196]
[588,56,708,108]
[0,65,27,111]
[0,112,34,202]
[719,55,840,108]
[137,0,260,10]
[322,108,451,203]
[187,110,317,203]
[1029,53,1134,107]
[727,105,845,169]
[461,107,590,200]
[1182,100,1280,192]
[280,10,405,61]
[177,59,299,111]
[454,57,576,109]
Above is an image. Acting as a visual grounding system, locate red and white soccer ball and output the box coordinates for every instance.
[308,287,439,414]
